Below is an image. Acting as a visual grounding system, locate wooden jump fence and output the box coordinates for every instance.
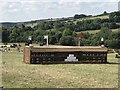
[23,46,108,64]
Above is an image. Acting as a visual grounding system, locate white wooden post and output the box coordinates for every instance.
[78,40,80,46]
[28,36,32,46]
[101,37,104,47]
[44,35,48,46]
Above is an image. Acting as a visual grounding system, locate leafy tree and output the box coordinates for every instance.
[109,22,119,29]
[103,11,107,15]
[93,18,101,24]
[62,29,73,36]
[59,36,77,46]
[106,39,118,49]
[2,27,10,43]
[109,12,116,22]
[65,22,76,31]
[91,39,100,46]
[54,21,64,29]
[55,31,62,42]
[22,31,33,42]
[96,27,112,40]
[36,36,44,44]
[33,29,46,43]
[109,11,120,22]
[74,14,87,19]
[47,30,56,35]
[9,32,18,42]
[82,32,91,39]
[72,31,77,37]
[37,21,53,30]
[24,26,33,31]
[49,35,57,45]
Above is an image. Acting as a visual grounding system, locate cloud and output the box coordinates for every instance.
[1,2,22,15]
[58,0,120,5]
[2,0,59,3]
[0,0,119,22]
[78,2,118,15]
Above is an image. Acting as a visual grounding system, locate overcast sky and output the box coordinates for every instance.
[0,0,119,22]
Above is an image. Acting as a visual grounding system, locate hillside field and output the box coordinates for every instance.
[80,28,120,34]
[2,48,119,88]
[25,15,109,27]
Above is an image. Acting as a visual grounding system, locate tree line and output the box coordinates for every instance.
[2,11,120,49]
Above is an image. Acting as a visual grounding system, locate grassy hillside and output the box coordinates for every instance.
[2,11,120,48]
[25,15,109,28]
[80,28,120,34]
[2,48,119,88]
[71,15,109,24]
[25,23,38,28]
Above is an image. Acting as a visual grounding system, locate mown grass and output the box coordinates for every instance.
[71,15,109,24]
[2,48,119,88]
[25,23,38,28]
[79,28,120,34]
[24,15,109,28]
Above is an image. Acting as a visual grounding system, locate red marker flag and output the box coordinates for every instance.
[77,33,84,39]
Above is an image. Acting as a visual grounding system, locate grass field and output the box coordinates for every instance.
[71,15,109,24]
[79,28,120,34]
[2,48,119,88]
[24,15,109,28]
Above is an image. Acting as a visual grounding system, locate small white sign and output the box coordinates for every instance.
[65,54,78,62]
[44,35,48,39]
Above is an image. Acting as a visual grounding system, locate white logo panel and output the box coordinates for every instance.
[65,54,78,62]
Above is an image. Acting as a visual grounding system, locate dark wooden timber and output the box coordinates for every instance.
[23,46,108,64]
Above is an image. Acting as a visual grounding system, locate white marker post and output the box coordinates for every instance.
[44,35,48,46]
[101,37,104,47]
[28,36,32,46]
[78,39,80,46]
[101,37,104,42]
[77,33,84,46]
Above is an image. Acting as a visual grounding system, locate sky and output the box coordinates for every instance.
[0,0,120,22]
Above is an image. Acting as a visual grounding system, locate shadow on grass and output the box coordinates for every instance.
[30,62,120,65]
[107,62,120,65]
